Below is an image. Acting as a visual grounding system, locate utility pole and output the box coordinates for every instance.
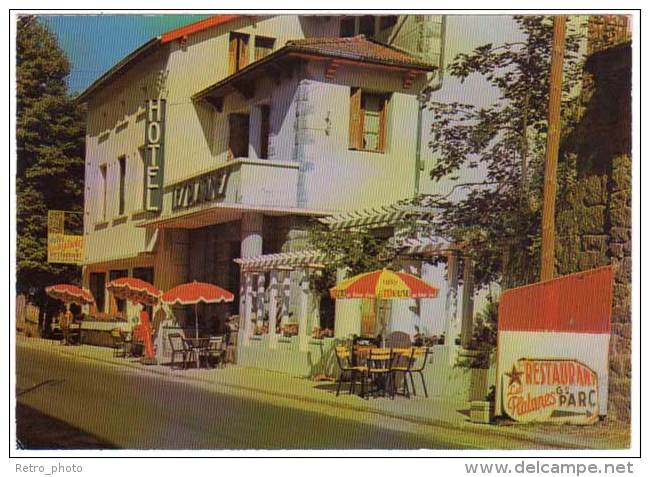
[540,15,567,282]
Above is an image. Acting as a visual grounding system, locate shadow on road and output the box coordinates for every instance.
[16,403,118,450]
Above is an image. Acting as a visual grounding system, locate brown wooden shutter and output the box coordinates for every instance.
[378,95,388,153]
[228,35,238,75]
[349,87,363,150]
[238,35,249,71]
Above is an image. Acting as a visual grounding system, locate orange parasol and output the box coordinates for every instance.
[46,284,95,306]
[106,277,161,306]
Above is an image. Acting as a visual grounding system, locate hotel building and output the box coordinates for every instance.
[78,14,501,398]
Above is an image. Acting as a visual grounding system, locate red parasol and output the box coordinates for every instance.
[46,284,95,306]
[106,277,161,306]
[162,281,234,338]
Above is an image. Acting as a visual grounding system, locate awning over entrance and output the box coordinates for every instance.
[137,203,332,229]
[234,250,326,272]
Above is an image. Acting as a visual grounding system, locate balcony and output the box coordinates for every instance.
[138,159,327,229]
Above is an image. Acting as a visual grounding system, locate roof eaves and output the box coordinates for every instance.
[193,42,436,103]
[75,15,243,104]
[160,14,241,43]
[289,46,435,71]
[75,37,161,104]
[192,46,292,101]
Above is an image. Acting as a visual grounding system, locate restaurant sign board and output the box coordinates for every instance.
[495,266,614,423]
[47,210,84,264]
[48,234,84,264]
[504,358,599,424]
[144,99,166,212]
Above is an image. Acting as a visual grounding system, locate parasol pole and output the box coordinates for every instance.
[195,303,199,338]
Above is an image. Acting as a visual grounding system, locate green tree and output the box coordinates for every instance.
[306,224,400,328]
[426,15,583,289]
[16,16,86,329]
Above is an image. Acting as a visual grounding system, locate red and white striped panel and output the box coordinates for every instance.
[495,266,614,418]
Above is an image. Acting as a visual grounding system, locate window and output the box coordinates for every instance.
[109,270,128,315]
[228,113,250,159]
[349,88,389,153]
[99,164,108,221]
[132,267,154,284]
[259,105,270,159]
[379,15,398,32]
[254,36,275,61]
[340,17,356,37]
[359,15,375,37]
[138,146,147,209]
[228,32,249,75]
[89,272,106,314]
[118,156,126,216]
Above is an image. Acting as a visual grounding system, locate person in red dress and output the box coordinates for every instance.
[133,307,156,364]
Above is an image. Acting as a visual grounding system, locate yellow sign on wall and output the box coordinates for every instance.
[48,234,84,264]
[47,210,84,264]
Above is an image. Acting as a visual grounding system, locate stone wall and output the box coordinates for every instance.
[556,42,631,422]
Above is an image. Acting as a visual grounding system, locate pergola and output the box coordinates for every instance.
[234,250,326,350]
[233,196,477,353]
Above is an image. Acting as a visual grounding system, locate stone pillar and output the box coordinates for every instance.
[334,267,361,339]
[445,252,460,365]
[240,212,263,259]
[460,256,476,349]
[268,270,279,349]
[388,261,420,338]
[240,213,262,345]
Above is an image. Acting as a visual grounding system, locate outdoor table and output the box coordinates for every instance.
[182,337,211,369]
[351,346,415,398]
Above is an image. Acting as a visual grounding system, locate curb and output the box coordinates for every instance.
[19,338,596,449]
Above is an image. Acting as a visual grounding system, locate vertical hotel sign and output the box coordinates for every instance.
[144,98,166,212]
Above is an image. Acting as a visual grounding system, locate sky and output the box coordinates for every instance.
[39,14,523,96]
[39,14,211,94]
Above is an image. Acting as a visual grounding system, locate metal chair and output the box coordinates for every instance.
[334,346,367,397]
[366,348,394,399]
[406,347,430,397]
[203,336,226,368]
[110,328,126,358]
[389,347,415,398]
[168,333,189,369]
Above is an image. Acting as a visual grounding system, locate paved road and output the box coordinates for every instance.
[16,345,481,450]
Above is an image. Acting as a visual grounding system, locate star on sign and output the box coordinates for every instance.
[505,364,524,387]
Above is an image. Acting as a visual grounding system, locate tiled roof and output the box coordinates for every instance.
[286,35,434,70]
[160,15,241,43]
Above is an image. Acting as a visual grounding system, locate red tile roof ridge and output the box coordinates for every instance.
[286,34,369,46]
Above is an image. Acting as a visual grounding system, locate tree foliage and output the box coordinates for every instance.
[426,16,583,288]
[16,16,85,313]
[306,224,399,299]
